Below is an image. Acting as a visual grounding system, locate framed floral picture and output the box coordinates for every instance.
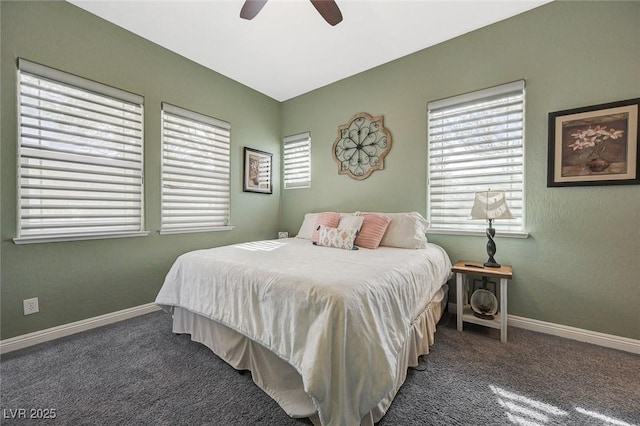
[547,98,639,187]
[243,147,273,194]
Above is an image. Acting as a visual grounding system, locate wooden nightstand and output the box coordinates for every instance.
[452,260,512,342]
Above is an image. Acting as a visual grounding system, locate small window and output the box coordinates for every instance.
[427,80,525,235]
[160,103,231,234]
[16,59,146,244]
[283,132,311,189]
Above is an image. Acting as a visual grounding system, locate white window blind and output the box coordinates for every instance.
[161,103,231,234]
[283,132,311,189]
[427,80,525,235]
[16,59,146,244]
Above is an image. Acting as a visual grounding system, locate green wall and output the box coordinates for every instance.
[281,1,640,340]
[2,1,639,343]
[1,1,281,339]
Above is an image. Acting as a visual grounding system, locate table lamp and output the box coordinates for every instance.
[469,190,513,268]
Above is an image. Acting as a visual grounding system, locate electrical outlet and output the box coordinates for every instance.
[23,297,39,315]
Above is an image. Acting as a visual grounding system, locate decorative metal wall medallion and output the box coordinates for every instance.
[332,113,392,180]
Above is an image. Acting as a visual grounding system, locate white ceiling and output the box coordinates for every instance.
[68,0,551,102]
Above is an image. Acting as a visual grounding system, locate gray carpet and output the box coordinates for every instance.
[1,311,638,425]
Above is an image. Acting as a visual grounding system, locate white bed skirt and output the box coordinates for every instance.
[171,284,449,425]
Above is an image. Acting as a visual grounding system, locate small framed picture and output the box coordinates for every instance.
[547,98,639,187]
[243,147,273,194]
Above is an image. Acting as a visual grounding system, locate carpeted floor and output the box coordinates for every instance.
[1,310,638,425]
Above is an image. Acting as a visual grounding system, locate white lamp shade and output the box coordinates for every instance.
[469,190,514,220]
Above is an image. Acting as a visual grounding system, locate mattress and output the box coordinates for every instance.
[156,238,452,425]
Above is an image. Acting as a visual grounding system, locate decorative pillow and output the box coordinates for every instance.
[337,215,364,233]
[315,225,359,250]
[357,211,429,249]
[354,214,391,249]
[311,212,341,243]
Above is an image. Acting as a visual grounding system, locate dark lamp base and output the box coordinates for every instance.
[484,220,501,268]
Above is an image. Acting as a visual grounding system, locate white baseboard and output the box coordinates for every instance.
[448,303,640,355]
[0,303,162,355]
[3,303,638,355]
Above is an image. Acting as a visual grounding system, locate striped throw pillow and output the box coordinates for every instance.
[311,212,341,243]
[354,214,391,249]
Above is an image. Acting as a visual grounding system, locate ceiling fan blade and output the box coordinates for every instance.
[310,0,343,26]
[240,0,268,20]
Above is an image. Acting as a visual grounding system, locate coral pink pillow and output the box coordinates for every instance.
[354,214,391,249]
[311,212,341,243]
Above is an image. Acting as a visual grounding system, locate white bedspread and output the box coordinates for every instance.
[155,238,451,426]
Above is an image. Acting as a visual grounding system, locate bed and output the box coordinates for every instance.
[155,212,452,425]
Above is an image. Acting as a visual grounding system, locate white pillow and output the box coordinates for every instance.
[337,215,364,233]
[296,213,319,240]
[356,211,429,249]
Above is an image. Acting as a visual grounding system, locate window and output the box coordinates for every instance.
[16,59,146,244]
[160,103,231,234]
[427,80,526,236]
[283,132,311,189]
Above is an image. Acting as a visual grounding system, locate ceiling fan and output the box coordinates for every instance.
[240,0,343,26]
